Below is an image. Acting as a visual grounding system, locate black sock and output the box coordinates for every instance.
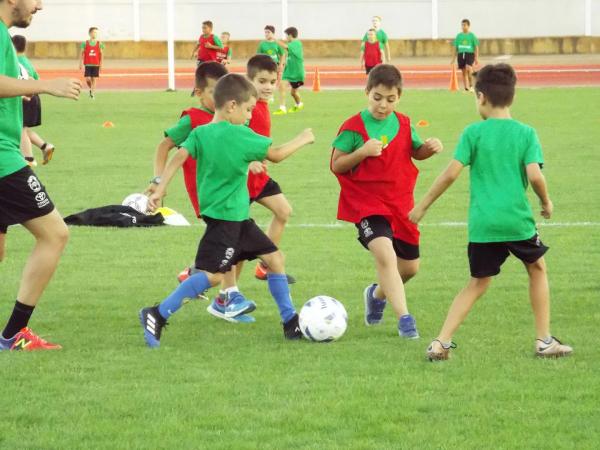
[2,300,35,339]
[24,156,34,162]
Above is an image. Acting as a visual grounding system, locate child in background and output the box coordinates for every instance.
[79,27,104,99]
[274,27,305,115]
[360,29,383,74]
[330,64,443,339]
[409,64,572,360]
[216,32,232,65]
[451,19,479,91]
[190,20,222,65]
[11,35,55,167]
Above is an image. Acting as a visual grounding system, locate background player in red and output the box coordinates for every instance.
[190,20,223,66]
[79,27,104,99]
[360,28,383,74]
[215,32,232,65]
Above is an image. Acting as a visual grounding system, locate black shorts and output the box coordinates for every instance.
[457,52,475,69]
[365,66,375,74]
[468,234,549,278]
[355,215,420,260]
[84,66,100,78]
[289,81,304,89]
[0,166,55,230]
[194,216,278,273]
[250,178,282,203]
[22,94,41,128]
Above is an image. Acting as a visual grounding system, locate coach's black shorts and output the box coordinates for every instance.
[457,52,475,69]
[0,166,55,230]
[22,94,41,128]
[355,215,420,260]
[84,66,100,77]
[468,234,549,278]
[194,216,278,273]
[289,81,304,89]
[250,178,282,203]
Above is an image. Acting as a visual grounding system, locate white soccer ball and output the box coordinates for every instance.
[299,295,348,342]
[122,193,149,214]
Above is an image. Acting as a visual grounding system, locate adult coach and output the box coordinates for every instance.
[0,0,81,351]
[362,16,391,63]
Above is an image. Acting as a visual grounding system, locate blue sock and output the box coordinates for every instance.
[158,272,211,319]
[267,273,296,323]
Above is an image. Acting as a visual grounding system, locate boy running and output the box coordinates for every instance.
[274,27,304,115]
[79,26,104,99]
[0,0,82,352]
[190,20,222,65]
[139,73,314,347]
[451,19,479,91]
[409,64,572,360]
[331,64,443,339]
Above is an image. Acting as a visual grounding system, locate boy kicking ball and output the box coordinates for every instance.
[410,64,572,361]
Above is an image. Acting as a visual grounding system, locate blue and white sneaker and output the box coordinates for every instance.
[206,292,256,323]
[364,283,387,325]
[398,314,420,339]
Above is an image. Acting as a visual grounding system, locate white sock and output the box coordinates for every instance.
[224,286,239,294]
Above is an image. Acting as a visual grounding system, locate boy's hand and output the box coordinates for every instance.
[361,138,383,157]
[540,199,553,219]
[44,78,82,100]
[148,191,165,212]
[425,137,444,154]
[249,161,266,174]
[408,205,426,224]
[300,128,315,145]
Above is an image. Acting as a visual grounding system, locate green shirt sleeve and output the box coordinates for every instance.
[523,128,544,165]
[360,42,365,51]
[239,126,272,161]
[100,42,105,51]
[410,125,424,150]
[332,130,364,154]
[453,127,474,166]
[80,42,86,49]
[164,115,193,146]
[472,34,479,47]
[227,48,232,58]
[378,30,388,44]
[181,128,200,159]
[362,33,368,42]
[213,35,223,48]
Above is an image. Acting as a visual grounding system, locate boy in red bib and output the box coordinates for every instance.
[331,64,443,339]
[190,21,222,66]
[79,27,104,99]
[360,28,383,74]
[215,32,232,65]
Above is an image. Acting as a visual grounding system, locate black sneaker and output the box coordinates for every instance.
[139,306,167,348]
[283,314,302,340]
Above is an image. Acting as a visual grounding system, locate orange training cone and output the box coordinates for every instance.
[449,64,459,92]
[102,121,114,128]
[416,120,430,127]
[312,68,321,92]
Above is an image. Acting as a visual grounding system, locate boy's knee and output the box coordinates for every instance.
[263,251,285,273]
[276,202,292,222]
[526,257,546,274]
[470,276,491,294]
[400,259,420,282]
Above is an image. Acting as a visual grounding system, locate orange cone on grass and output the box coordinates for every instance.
[102,121,114,128]
[312,68,321,92]
[449,64,459,92]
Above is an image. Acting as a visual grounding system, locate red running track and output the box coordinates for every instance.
[38,64,600,90]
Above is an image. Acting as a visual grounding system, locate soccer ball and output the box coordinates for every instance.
[299,296,348,342]
[122,193,149,214]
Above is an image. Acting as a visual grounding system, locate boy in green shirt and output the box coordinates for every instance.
[410,64,572,361]
[139,73,314,347]
[451,19,479,91]
[274,27,305,115]
[257,25,285,71]
[12,35,55,167]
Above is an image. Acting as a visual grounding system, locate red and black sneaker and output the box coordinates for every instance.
[0,327,62,351]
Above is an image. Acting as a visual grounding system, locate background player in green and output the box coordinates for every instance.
[362,16,391,63]
[451,19,479,91]
[139,73,315,347]
[409,64,572,361]
[257,25,284,70]
[79,26,104,99]
[0,0,82,352]
[275,26,304,115]
[12,35,55,167]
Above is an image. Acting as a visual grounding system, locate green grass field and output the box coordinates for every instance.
[1,87,599,449]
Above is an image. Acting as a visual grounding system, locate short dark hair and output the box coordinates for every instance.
[461,19,470,26]
[202,21,213,28]
[367,28,376,33]
[221,31,230,37]
[214,73,258,109]
[11,35,26,53]
[247,54,278,80]
[88,27,98,34]
[366,64,403,94]
[195,61,228,90]
[474,64,516,107]
[284,27,298,38]
[264,25,275,34]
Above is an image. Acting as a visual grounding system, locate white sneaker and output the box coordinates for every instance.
[535,336,573,358]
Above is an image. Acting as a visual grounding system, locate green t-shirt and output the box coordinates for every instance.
[164,107,213,145]
[454,32,479,53]
[181,121,272,221]
[332,110,423,153]
[17,55,39,80]
[0,20,26,179]
[282,40,304,82]
[454,119,544,243]
[362,29,389,49]
[257,40,284,64]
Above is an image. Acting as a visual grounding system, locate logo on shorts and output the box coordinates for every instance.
[35,192,50,209]
[27,175,42,193]
[535,235,541,246]
[219,247,236,269]
[360,219,373,238]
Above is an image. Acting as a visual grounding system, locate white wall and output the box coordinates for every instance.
[18,0,600,42]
